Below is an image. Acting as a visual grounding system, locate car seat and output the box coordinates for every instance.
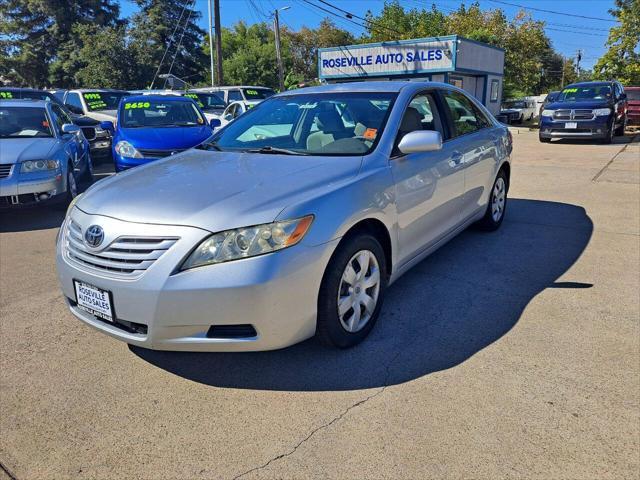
[306,109,350,150]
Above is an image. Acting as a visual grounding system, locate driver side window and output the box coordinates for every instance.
[65,93,84,114]
[398,93,445,140]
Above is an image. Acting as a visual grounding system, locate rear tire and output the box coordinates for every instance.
[316,234,387,348]
[476,169,508,231]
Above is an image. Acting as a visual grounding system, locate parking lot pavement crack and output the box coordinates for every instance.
[232,345,411,480]
[0,461,18,480]
[592,134,640,182]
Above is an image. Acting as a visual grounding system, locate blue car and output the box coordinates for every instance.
[0,99,92,208]
[109,95,217,171]
[539,81,628,144]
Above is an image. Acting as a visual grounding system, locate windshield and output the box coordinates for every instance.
[184,92,225,111]
[626,90,640,101]
[83,91,127,111]
[559,85,612,102]
[503,101,526,109]
[199,92,396,156]
[0,106,53,138]
[243,88,275,100]
[119,99,205,128]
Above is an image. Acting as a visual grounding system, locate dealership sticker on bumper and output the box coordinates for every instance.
[74,281,113,322]
[565,122,577,129]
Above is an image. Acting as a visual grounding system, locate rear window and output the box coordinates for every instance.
[120,99,205,128]
[243,88,275,100]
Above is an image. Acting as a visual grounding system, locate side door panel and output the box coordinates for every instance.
[390,92,465,266]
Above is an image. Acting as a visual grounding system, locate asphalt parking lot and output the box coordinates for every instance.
[1,132,638,479]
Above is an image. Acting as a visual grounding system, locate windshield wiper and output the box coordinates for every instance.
[246,146,309,156]
[198,141,222,151]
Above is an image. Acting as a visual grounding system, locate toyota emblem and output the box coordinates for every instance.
[84,225,104,248]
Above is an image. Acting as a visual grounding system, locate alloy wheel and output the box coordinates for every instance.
[337,250,381,333]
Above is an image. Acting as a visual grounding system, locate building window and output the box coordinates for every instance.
[449,76,463,88]
[490,79,500,102]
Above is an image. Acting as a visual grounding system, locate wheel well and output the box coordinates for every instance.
[342,219,392,277]
[499,162,511,191]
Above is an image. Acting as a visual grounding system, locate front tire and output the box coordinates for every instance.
[317,234,387,348]
[614,116,627,136]
[476,169,508,231]
[539,134,551,143]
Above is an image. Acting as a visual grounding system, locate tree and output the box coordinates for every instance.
[71,25,134,88]
[286,19,355,81]
[593,0,640,85]
[214,21,291,89]
[0,0,121,87]
[129,0,206,89]
[364,1,447,42]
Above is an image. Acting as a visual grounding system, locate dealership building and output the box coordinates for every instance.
[318,35,505,115]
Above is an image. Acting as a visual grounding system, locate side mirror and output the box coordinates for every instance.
[398,130,442,154]
[61,123,80,134]
[100,121,115,133]
[209,118,221,129]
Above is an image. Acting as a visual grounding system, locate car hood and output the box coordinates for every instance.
[546,100,612,110]
[0,138,58,165]
[77,149,361,231]
[119,126,213,150]
[86,110,117,122]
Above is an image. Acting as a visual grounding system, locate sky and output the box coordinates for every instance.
[120,0,617,70]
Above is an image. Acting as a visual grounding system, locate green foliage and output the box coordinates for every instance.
[364,1,447,41]
[129,0,207,89]
[593,0,640,85]
[286,19,356,82]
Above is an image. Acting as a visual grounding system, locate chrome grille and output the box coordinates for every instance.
[80,126,96,141]
[64,220,178,278]
[553,110,571,120]
[0,164,13,179]
[553,109,594,121]
[573,109,594,120]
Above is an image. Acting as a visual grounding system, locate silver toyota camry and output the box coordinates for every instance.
[56,82,512,351]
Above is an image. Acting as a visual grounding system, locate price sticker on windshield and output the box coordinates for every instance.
[84,93,102,100]
[563,88,578,93]
[0,91,13,99]
[124,102,151,109]
[246,89,258,95]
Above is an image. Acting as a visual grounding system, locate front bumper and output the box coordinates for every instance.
[56,208,339,351]
[539,116,611,139]
[113,153,158,172]
[0,168,65,207]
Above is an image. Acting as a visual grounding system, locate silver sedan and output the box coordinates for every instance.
[55,81,512,351]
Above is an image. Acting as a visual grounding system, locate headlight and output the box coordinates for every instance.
[20,159,59,173]
[541,109,555,117]
[114,140,142,158]
[593,108,612,116]
[181,215,314,271]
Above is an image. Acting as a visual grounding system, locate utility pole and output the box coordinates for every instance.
[575,49,583,76]
[561,56,565,89]
[207,0,215,86]
[214,0,223,86]
[273,7,290,92]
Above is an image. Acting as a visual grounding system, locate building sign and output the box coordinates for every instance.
[319,38,455,79]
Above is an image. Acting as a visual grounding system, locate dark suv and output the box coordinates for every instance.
[0,87,112,160]
[539,81,628,144]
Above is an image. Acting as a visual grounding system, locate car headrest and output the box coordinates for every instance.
[399,107,423,134]
[316,110,345,133]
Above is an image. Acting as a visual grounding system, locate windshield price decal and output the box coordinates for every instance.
[183,94,204,107]
[246,89,258,95]
[124,102,151,109]
[84,93,102,100]
[563,88,578,93]
[0,91,13,99]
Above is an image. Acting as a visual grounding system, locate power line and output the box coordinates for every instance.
[544,26,608,37]
[301,0,403,37]
[166,2,194,79]
[150,0,191,89]
[486,0,618,23]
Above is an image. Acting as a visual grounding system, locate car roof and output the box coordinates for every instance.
[123,94,192,102]
[276,81,449,96]
[0,99,49,108]
[194,85,273,91]
[566,81,614,88]
[70,89,130,93]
